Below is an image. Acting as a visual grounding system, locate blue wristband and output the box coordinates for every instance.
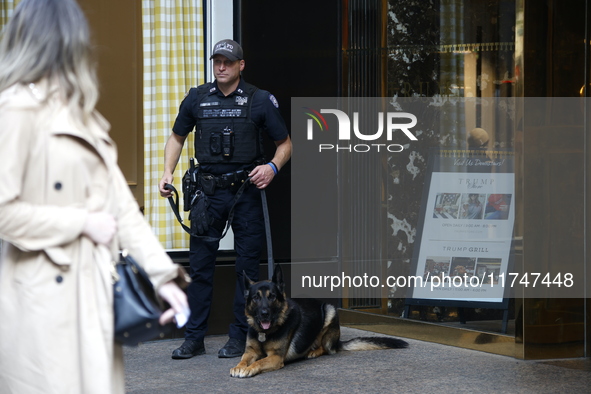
[268,162,278,175]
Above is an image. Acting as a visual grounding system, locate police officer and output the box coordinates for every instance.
[159,39,292,359]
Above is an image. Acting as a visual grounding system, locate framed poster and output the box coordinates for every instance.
[405,149,515,309]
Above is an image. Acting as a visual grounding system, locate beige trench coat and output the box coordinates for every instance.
[0,81,185,394]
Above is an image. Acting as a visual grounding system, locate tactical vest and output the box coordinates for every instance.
[193,82,264,164]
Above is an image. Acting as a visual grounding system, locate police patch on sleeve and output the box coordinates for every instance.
[269,94,279,108]
[179,88,194,105]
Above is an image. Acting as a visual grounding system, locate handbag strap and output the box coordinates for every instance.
[111,249,137,283]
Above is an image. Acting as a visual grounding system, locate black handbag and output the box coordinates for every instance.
[113,250,165,346]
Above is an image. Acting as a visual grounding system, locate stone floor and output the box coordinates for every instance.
[124,327,591,393]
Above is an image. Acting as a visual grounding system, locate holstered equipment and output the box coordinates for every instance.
[182,158,200,211]
[198,160,261,196]
[164,178,251,242]
[189,190,212,235]
[169,157,261,240]
[199,169,250,195]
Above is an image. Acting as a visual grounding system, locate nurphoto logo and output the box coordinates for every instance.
[303,107,418,153]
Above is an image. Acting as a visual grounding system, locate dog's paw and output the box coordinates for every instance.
[230,367,257,378]
[306,347,324,359]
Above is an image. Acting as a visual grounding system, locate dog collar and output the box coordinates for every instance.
[258,332,266,342]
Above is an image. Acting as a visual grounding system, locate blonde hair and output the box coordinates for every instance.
[0,0,98,123]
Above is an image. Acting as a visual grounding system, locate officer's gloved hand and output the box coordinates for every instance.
[190,190,210,235]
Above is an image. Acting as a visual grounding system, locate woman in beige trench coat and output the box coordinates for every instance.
[0,1,189,393]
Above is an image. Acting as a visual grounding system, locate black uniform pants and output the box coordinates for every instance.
[184,183,263,342]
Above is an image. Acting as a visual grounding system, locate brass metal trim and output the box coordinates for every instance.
[338,308,522,359]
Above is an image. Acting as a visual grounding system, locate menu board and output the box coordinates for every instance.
[407,149,515,305]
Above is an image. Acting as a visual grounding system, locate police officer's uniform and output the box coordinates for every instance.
[171,77,289,352]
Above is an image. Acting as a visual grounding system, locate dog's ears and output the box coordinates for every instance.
[271,264,285,293]
[243,270,255,299]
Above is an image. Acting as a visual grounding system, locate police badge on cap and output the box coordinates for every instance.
[210,39,243,61]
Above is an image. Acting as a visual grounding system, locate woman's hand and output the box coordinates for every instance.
[157,281,190,326]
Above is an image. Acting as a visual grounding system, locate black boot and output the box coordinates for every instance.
[218,338,245,358]
[172,339,205,359]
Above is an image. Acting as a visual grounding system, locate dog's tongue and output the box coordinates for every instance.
[261,321,271,330]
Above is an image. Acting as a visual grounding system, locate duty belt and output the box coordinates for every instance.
[200,169,249,189]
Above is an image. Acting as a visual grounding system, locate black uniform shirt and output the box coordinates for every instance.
[172,78,289,174]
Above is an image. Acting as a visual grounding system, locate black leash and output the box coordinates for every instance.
[260,189,274,280]
[164,179,250,242]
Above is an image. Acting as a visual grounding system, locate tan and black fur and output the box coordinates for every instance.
[230,265,408,378]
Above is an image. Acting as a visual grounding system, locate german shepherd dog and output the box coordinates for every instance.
[230,265,408,378]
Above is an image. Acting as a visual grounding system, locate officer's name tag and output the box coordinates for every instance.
[199,108,245,118]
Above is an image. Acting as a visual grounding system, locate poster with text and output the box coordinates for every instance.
[409,150,515,303]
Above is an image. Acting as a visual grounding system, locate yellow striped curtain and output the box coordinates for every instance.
[0,1,18,29]
[142,0,204,249]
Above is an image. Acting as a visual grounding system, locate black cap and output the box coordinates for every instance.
[210,39,243,61]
